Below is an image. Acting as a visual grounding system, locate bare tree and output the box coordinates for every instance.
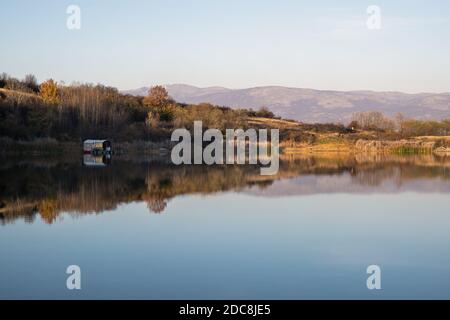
[351,111,395,131]
[24,74,39,93]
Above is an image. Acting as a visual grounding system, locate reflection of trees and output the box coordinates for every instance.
[0,154,449,224]
[38,199,58,224]
[144,175,170,213]
[0,162,148,224]
[351,166,400,187]
[145,198,167,214]
[350,154,450,187]
[142,165,265,213]
[0,161,267,223]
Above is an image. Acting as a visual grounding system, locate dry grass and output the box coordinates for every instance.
[247,117,301,129]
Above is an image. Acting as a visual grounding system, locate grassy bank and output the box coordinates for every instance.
[282,136,450,155]
[0,137,80,156]
[2,135,450,157]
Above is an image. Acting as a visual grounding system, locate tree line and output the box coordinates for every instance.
[349,111,450,137]
[1,73,450,142]
[0,74,271,141]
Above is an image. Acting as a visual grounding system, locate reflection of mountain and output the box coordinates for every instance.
[1,154,450,224]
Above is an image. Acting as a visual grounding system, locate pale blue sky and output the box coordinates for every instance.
[1,0,450,92]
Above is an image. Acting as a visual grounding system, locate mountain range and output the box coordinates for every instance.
[122,84,450,123]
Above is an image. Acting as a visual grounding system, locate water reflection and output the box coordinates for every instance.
[83,154,111,167]
[1,153,449,225]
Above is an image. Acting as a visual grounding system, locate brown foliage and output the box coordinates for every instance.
[38,199,58,224]
[39,79,60,105]
[143,85,170,108]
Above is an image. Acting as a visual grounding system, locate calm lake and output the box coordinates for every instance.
[1,153,450,299]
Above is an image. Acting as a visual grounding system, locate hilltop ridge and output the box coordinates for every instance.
[123,84,450,123]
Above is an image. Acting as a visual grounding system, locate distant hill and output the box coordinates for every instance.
[122,84,450,123]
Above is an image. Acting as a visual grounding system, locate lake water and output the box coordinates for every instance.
[1,154,450,299]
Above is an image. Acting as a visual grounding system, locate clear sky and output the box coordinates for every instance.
[1,0,450,93]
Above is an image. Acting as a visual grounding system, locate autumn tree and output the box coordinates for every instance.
[39,79,60,105]
[143,85,170,108]
[143,86,177,126]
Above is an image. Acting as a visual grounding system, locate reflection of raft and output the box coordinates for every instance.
[83,140,112,155]
[83,154,111,167]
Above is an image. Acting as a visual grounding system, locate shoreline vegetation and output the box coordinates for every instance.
[1,73,450,156]
[2,136,450,157]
